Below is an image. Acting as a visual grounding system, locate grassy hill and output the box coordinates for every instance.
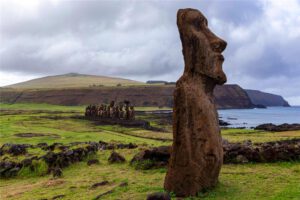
[4,73,144,89]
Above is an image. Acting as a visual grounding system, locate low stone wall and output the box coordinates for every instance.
[0,141,137,178]
[130,139,300,169]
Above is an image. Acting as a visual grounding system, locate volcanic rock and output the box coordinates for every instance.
[90,181,109,189]
[87,159,100,166]
[255,123,300,132]
[130,146,171,169]
[108,152,126,163]
[52,167,63,178]
[164,8,227,197]
[146,192,171,200]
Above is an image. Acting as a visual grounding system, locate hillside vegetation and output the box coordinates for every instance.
[4,73,144,89]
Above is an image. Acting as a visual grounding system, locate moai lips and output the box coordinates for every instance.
[164,8,227,197]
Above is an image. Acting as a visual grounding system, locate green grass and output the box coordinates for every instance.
[135,106,172,111]
[0,103,300,200]
[4,73,144,89]
[1,150,299,200]
[0,103,85,112]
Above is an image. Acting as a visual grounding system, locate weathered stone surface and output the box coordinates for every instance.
[164,8,227,197]
[108,152,126,163]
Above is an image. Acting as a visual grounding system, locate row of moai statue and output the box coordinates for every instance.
[85,101,135,120]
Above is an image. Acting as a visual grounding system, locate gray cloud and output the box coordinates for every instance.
[0,0,300,104]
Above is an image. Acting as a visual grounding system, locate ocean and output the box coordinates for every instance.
[218,106,300,128]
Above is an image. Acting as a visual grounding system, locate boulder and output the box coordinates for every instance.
[108,152,125,163]
[146,192,171,200]
[87,159,100,166]
[131,146,171,169]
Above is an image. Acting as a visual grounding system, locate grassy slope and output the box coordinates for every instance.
[4,73,145,89]
[0,103,300,200]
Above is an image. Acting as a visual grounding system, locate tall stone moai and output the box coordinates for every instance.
[164,8,227,197]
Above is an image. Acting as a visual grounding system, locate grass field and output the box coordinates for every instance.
[0,103,300,200]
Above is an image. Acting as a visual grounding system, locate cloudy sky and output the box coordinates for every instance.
[0,0,300,105]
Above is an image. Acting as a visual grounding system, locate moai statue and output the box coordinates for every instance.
[164,9,227,197]
[125,105,130,120]
[129,106,135,120]
[103,105,108,118]
[109,100,115,108]
[85,105,91,117]
[91,105,96,117]
[99,104,104,118]
[85,106,88,117]
[119,105,124,119]
[115,106,120,119]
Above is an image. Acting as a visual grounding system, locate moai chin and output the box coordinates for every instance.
[164,8,227,197]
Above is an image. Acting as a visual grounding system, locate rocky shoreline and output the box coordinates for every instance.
[255,123,300,132]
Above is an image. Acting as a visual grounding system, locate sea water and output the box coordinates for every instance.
[218,106,300,128]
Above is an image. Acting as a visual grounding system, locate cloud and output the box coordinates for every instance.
[0,0,300,104]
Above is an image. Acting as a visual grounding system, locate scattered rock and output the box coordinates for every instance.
[52,167,63,178]
[255,123,300,132]
[87,159,100,166]
[236,155,249,163]
[90,181,109,189]
[108,152,126,163]
[94,190,114,200]
[0,161,22,178]
[98,141,137,150]
[146,192,171,200]
[219,119,231,126]
[119,182,128,187]
[0,144,29,156]
[51,194,65,199]
[131,146,170,169]
[37,143,48,149]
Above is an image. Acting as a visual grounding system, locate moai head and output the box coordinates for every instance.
[177,8,227,85]
[110,101,115,107]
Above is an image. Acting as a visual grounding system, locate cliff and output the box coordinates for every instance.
[214,85,254,109]
[0,84,255,109]
[245,89,290,107]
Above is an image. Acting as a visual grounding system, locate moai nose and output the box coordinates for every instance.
[210,39,227,53]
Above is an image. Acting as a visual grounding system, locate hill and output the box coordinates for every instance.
[1,74,290,109]
[4,73,144,89]
[0,84,254,109]
[246,89,290,107]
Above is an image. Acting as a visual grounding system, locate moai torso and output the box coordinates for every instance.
[164,8,227,197]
